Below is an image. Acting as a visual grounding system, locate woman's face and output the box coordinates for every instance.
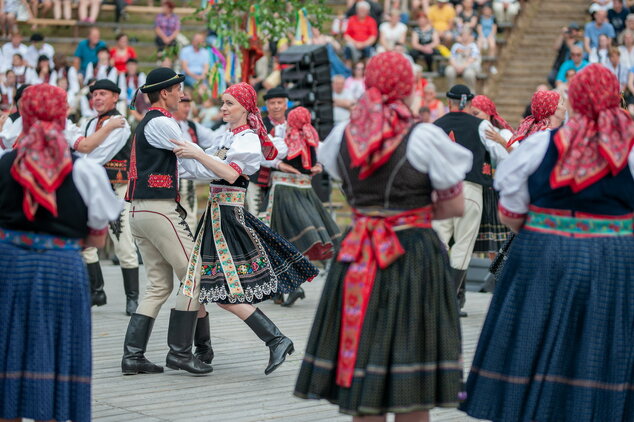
[418,15,429,27]
[423,88,435,102]
[470,106,488,120]
[599,34,610,49]
[118,35,128,48]
[353,63,364,78]
[553,95,567,122]
[220,94,247,126]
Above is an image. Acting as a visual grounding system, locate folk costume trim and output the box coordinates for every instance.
[285,106,319,170]
[498,205,526,219]
[336,205,434,387]
[230,124,250,135]
[436,182,463,201]
[525,205,634,237]
[550,64,634,192]
[0,228,82,250]
[147,174,174,188]
[147,107,173,118]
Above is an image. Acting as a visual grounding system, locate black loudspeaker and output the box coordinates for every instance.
[278,44,330,66]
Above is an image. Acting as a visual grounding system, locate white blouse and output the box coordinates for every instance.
[77,116,131,165]
[494,130,634,215]
[1,117,83,150]
[318,121,473,190]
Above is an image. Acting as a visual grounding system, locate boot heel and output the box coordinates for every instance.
[288,346,295,355]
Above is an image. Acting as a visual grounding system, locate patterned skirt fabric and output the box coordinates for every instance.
[269,184,342,261]
[198,204,319,304]
[461,230,634,422]
[474,187,510,253]
[0,241,91,422]
[294,228,463,416]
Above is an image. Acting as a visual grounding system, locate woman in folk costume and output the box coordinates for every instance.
[0,85,121,422]
[470,94,513,257]
[294,52,473,419]
[172,82,318,375]
[263,106,341,307]
[461,64,634,422]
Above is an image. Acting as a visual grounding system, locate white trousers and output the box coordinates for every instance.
[432,181,483,271]
[179,178,199,234]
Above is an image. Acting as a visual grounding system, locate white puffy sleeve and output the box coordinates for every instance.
[65,119,85,150]
[194,122,219,150]
[72,157,123,231]
[478,120,509,165]
[145,116,184,150]
[494,130,551,215]
[223,132,263,176]
[0,118,16,150]
[407,123,473,190]
[261,134,288,168]
[317,121,347,181]
[86,119,132,165]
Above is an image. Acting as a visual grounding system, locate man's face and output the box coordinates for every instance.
[175,100,191,120]
[595,11,607,25]
[126,62,138,75]
[332,78,344,93]
[164,84,184,112]
[92,89,118,114]
[357,6,369,18]
[89,29,100,45]
[11,34,21,47]
[570,49,583,65]
[12,54,22,67]
[266,98,288,121]
[192,34,204,49]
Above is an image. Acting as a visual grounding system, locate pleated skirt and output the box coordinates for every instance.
[294,227,463,416]
[474,187,510,253]
[0,241,91,422]
[461,230,634,422]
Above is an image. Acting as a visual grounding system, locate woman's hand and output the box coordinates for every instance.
[171,139,203,159]
[277,162,301,174]
[310,163,323,175]
[485,128,508,148]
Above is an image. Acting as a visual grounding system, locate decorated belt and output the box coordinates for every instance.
[525,205,634,238]
[336,206,434,388]
[0,228,81,250]
[262,172,312,226]
[183,184,247,299]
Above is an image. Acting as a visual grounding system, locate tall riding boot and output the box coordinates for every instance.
[121,267,139,316]
[165,309,214,374]
[194,312,214,364]
[121,313,164,375]
[88,262,107,307]
[281,287,305,307]
[244,308,294,375]
[452,268,468,318]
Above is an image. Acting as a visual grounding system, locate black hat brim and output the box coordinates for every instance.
[140,74,185,93]
[446,92,475,100]
[90,81,121,94]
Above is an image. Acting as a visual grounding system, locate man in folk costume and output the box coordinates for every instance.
[173,94,217,231]
[432,84,508,317]
[121,68,213,376]
[246,86,289,214]
[75,79,140,316]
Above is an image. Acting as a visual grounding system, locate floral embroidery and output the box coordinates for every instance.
[148,174,173,188]
[525,206,634,237]
[0,228,81,250]
[482,162,492,176]
[201,256,267,277]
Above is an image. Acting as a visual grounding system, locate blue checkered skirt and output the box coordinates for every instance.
[460,230,634,421]
[0,240,91,422]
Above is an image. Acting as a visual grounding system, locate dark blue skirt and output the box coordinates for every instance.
[460,230,634,422]
[0,239,91,422]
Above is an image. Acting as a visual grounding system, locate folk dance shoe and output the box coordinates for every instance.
[245,308,294,375]
[121,314,164,374]
[88,262,107,307]
[122,267,139,316]
[281,287,305,307]
[272,292,284,305]
[165,309,214,374]
[194,312,214,364]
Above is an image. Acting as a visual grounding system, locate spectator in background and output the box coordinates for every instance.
[492,0,520,24]
[427,0,456,43]
[154,0,180,52]
[85,47,117,83]
[53,0,71,20]
[383,0,408,24]
[619,29,634,68]
[618,13,634,43]
[589,33,611,64]
[311,26,350,77]
[609,0,629,35]
[1,0,19,37]
[445,28,481,92]
[410,12,440,71]
[0,70,16,111]
[33,54,53,84]
[419,106,432,122]
[332,74,355,123]
[30,0,52,22]
[590,0,614,13]
[179,32,210,87]
[421,82,448,121]
[584,10,615,54]
[606,47,628,89]
[2,31,27,71]
[52,53,79,98]
[378,9,407,52]
[78,0,101,23]
[344,61,366,100]
[26,33,54,68]
[10,54,35,87]
[548,22,583,87]
[477,4,498,61]
[556,45,588,86]
[456,0,478,38]
[345,0,383,28]
[118,58,146,107]
[73,27,107,76]
[343,1,378,67]
[110,33,137,74]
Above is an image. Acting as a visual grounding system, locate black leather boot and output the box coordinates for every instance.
[452,268,468,318]
[88,262,107,307]
[281,287,305,307]
[121,313,164,375]
[244,308,294,375]
[194,312,214,364]
[121,267,139,316]
[272,292,284,305]
[165,309,214,374]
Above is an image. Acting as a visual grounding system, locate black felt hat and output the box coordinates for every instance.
[446,84,474,101]
[263,86,289,100]
[30,33,44,42]
[90,79,121,94]
[140,67,185,93]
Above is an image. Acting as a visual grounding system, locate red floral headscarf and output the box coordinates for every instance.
[471,95,513,132]
[284,106,319,170]
[550,64,634,192]
[224,82,277,160]
[345,51,415,179]
[508,90,560,147]
[10,84,72,221]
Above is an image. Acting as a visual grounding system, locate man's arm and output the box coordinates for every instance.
[74,117,126,154]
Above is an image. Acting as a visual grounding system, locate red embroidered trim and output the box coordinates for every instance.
[88,227,108,236]
[148,107,173,118]
[229,162,242,174]
[499,204,526,219]
[230,124,250,135]
[436,182,463,201]
[148,174,174,188]
[73,136,85,151]
[482,162,492,176]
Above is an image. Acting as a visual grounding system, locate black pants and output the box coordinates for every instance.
[410,48,437,71]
